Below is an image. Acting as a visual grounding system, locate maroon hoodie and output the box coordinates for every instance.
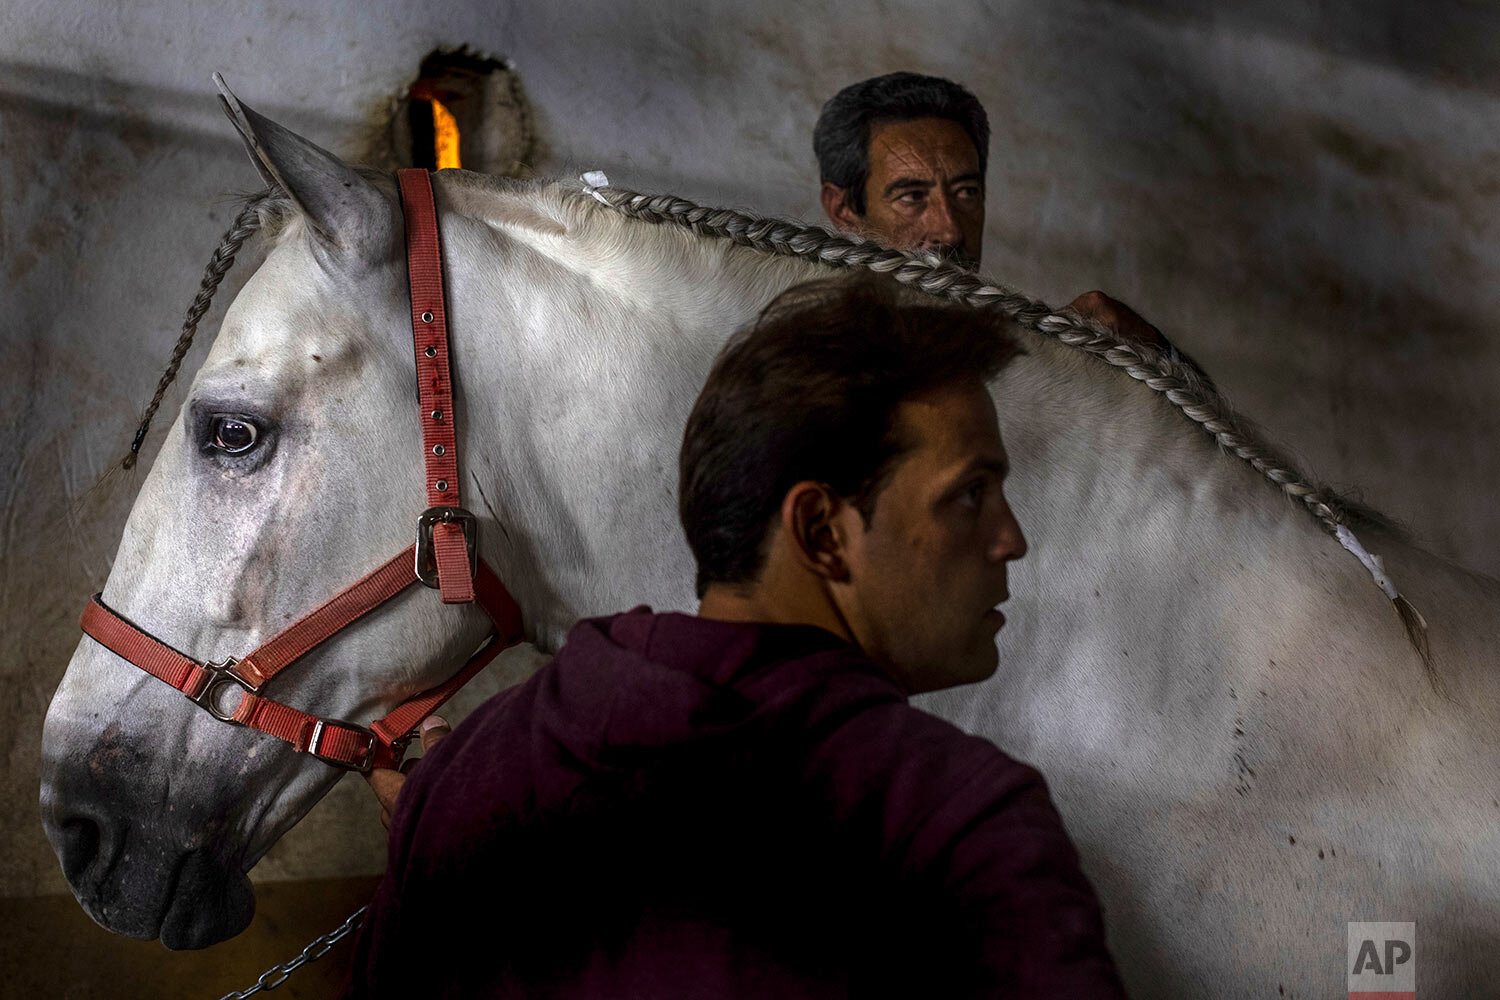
[345,609,1126,998]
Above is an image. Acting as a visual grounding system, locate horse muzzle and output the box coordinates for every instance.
[40,715,257,948]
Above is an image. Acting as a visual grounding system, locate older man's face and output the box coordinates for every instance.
[825,117,986,268]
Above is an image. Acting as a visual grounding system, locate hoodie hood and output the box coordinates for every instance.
[527,609,860,770]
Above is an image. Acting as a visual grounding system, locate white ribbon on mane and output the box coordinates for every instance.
[580,170,612,205]
[1335,524,1399,601]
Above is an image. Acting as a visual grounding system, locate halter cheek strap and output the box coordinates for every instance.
[76,169,524,772]
[400,168,475,605]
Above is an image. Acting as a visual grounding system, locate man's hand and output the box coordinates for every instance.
[1066,290,1162,347]
[364,715,452,830]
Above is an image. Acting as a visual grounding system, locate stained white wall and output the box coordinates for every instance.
[5,0,1499,897]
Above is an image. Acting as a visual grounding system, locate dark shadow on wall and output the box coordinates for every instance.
[0,59,352,153]
[1096,0,1500,93]
[999,0,1500,351]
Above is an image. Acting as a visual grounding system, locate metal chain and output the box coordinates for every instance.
[213,905,366,1000]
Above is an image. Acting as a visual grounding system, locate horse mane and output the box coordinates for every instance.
[554,182,1397,537]
[550,180,1431,672]
[123,171,1427,669]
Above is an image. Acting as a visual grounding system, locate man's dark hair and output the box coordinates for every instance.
[680,275,1018,598]
[814,72,990,216]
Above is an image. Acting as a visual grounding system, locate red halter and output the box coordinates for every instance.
[78,169,524,772]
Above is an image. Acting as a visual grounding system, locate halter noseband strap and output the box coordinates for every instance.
[77,169,523,772]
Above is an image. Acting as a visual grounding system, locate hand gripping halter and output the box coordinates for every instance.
[78,169,524,772]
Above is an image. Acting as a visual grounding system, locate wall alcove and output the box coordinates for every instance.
[381,48,534,176]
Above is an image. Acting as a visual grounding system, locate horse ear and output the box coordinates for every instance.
[213,73,394,260]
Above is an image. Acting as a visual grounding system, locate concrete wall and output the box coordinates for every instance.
[4,0,1497,929]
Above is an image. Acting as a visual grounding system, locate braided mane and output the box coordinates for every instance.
[575,184,1428,671]
[122,177,1429,669]
[581,185,1395,537]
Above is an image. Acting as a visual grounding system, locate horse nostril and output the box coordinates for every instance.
[58,816,103,884]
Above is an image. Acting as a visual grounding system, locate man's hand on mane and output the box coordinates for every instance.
[1067,289,1163,347]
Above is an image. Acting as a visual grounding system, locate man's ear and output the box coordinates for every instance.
[820,183,863,233]
[781,481,850,582]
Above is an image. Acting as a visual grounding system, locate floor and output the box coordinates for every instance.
[0,876,383,999]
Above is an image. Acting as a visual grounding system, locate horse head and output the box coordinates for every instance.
[40,87,501,948]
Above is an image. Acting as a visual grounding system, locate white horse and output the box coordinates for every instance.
[41,89,1499,997]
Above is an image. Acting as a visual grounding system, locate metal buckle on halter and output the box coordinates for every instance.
[387,729,420,770]
[186,658,256,725]
[306,718,379,772]
[415,506,479,588]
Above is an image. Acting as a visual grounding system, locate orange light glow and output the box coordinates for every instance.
[430,98,461,169]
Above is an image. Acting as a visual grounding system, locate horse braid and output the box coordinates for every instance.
[593,187,1351,536]
[122,194,270,469]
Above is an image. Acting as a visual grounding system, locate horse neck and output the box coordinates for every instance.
[441,190,815,648]
[937,334,1266,725]
[935,327,1477,779]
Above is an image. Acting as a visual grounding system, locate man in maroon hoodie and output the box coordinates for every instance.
[349,276,1127,998]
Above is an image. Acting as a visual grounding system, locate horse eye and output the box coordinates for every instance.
[212,417,259,455]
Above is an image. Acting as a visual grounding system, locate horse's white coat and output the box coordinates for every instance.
[41,153,1500,989]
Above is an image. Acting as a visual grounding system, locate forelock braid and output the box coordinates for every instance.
[121,190,274,469]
